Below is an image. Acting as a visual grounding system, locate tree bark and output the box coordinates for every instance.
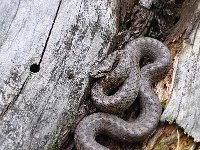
[161,0,200,142]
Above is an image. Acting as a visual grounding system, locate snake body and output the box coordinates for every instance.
[75,37,171,150]
[90,50,140,113]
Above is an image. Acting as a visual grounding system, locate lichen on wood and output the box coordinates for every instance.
[0,0,127,149]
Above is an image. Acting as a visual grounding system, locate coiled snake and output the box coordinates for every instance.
[74,37,171,150]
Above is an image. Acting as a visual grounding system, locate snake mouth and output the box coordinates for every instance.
[89,70,109,78]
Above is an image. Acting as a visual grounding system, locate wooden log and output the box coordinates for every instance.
[161,0,200,141]
[0,0,133,149]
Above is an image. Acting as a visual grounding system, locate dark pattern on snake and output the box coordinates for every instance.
[74,37,171,150]
[90,50,140,113]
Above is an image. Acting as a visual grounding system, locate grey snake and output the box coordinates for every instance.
[74,37,171,150]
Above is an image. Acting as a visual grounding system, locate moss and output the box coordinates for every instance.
[51,138,59,150]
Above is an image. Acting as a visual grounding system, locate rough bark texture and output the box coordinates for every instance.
[166,0,200,44]
[161,1,200,142]
[0,0,133,149]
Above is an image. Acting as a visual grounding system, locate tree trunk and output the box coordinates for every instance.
[0,0,134,149]
[161,0,200,142]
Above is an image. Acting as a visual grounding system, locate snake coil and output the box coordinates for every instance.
[75,37,171,150]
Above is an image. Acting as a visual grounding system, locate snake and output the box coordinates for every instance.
[89,49,140,113]
[74,37,171,150]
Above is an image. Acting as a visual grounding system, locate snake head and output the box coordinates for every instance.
[89,60,113,78]
[90,51,119,78]
[89,66,109,78]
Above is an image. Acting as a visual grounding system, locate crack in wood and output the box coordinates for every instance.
[38,0,63,66]
[0,0,63,119]
[7,0,21,35]
[0,0,130,149]
[0,75,30,119]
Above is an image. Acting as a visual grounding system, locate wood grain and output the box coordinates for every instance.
[0,0,122,149]
[162,23,200,142]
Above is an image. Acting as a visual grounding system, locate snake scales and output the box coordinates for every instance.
[74,37,171,150]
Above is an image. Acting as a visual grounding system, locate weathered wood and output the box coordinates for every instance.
[0,0,127,149]
[161,21,200,141]
[139,0,154,9]
[166,0,200,44]
[0,0,61,114]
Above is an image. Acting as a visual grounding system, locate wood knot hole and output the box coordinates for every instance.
[30,64,40,73]
[67,72,74,80]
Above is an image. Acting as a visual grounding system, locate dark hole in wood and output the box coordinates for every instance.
[173,16,181,25]
[145,18,159,36]
[67,73,74,79]
[162,107,165,113]
[30,64,40,73]
[126,20,132,30]
[175,0,184,4]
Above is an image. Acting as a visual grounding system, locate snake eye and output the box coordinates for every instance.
[90,70,100,77]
